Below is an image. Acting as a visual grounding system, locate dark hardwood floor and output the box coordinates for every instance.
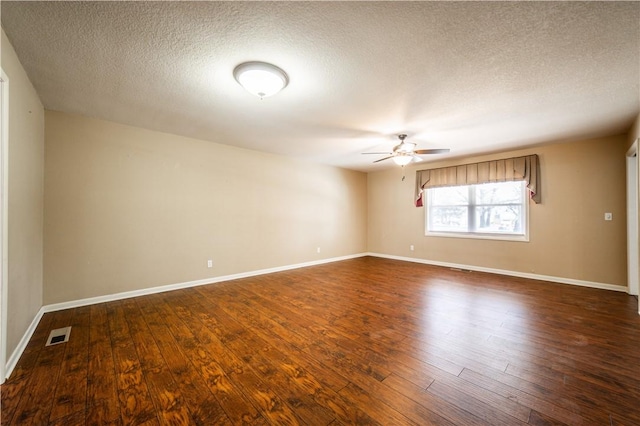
[2,256,639,425]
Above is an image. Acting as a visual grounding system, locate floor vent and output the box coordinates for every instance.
[46,326,71,347]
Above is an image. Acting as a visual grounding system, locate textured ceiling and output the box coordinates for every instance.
[2,1,639,171]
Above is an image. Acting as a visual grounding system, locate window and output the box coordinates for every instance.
[426,180,528,241]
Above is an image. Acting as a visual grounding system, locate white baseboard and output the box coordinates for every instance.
[5,250,627,382]
[366,252,628,293]
[4,306,44,382]
[3,252,367,381]
[42,253,368,313]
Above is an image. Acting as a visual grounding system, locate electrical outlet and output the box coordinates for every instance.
[316,247,321,253]
[207,260,213,268]
[604,212,613,221]
[410,245,414,251]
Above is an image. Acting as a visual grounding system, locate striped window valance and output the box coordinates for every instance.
[415,154,540,207]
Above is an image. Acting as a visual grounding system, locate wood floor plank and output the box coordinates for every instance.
[182,288,351,393]
[465,361,622,424]
[197,286,312,350]
[306,341,459,425]
[506,350,640,400]
[233,283,466,382]
[152,292,268,425]
[223,327,375,425]
[166,289,249,345]
[527,409,569,426]
[458,367,593,425]
[432,371,531,422]
[85,304,121,426]
[2,257,639,425]
[106,302,158,425]
[382,373,492,426]
[445,323,640,403]
[222,329,336,425]
[0,312,54,425]
[425,378,529,425]
[8,309,75,425]
[503,362,640,424]
[47,410,86,426]
[212,287,393,382]
[128,296,232,425]
[162,291,302,425]
[337,382,420,426]
[48,306,91,423]
[120,298,207,425]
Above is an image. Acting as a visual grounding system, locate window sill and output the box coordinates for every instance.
[425,231,529,242]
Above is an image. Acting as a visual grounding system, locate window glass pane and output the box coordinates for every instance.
[430,185,468,206]
[426,179,527,240]
[475,181,523,205]
[475,206,523,234]
[429,206,468,232]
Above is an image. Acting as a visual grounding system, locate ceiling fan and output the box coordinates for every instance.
[363,134,450,165]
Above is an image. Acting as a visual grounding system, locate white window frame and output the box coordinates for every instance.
[425,180,529,242]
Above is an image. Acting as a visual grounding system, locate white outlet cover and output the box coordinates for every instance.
[604,213,613,221]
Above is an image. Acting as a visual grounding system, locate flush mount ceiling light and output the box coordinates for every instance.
[233,61,289,99]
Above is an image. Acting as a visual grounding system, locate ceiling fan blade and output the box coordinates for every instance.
[362,152,393,155]
[412,155,424,163]
[414,149,450,155]
[373,155,394,163]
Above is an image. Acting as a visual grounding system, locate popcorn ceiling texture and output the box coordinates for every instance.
[1,1,638,171]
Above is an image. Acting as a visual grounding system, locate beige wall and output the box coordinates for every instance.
[368,135,628,286]
[1,30,45,362]
[44,111,367,304]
